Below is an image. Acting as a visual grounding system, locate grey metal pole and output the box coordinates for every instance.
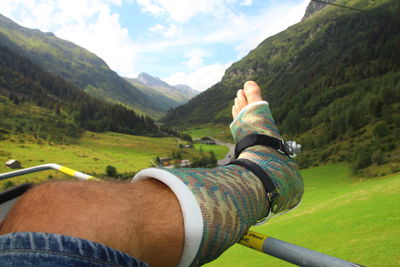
[263,237,362,267]
[239,230,364,267]
[0,164,98,181]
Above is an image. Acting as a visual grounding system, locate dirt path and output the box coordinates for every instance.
[216,140,235,166]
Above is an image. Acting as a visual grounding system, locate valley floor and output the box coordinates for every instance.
[0,131,227,187]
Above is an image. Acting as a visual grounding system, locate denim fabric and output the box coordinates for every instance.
[0,232,149,266]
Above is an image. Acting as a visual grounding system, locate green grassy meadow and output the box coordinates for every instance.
[184,124,233,143]
[0,131,228,187]
[205,164,400,267]
[193,144,229,159]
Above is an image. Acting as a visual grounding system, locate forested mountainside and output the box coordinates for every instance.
[0,14,165,118]
[124,73,198,117]
[162,0,400,176]
[0,44,175,143]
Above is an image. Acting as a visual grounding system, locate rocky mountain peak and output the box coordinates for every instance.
[137,72,170,88]
[302,0,336,20]
[173,84,198,95]
[136,72,197,96]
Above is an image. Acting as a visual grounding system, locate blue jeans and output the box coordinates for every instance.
[0,232,149,266]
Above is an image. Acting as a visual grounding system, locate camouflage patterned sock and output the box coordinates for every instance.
[230,101,304,216]
[133,101,303,267]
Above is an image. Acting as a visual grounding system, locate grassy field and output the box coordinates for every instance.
[0,131,179,186]
[184,124,233,143]
[0,131,229,188]
[193,144,229,159]
[205,164,400,267]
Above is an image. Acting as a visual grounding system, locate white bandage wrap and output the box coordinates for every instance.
[133,168,203,267]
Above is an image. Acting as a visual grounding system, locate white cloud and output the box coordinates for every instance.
[182,48,211,69]
[136,0,235,23]
[137,0,309,60]
[185,48,210,58]
[149,23,165,32]
[150,23,181,37]
[164,61,232,92]
[162,24,181,37]
[136,0,164,16]
[204,0,309,58]
[135,38,189,54]
[57,7,137,76]
[238,0,309,53]
[184,56,203,69]
[240,0,252,6]
[0,0,138,76]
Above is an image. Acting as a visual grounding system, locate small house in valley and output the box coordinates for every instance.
[201,137,216,145]
[159,157,172,166]
[5,159,22,169]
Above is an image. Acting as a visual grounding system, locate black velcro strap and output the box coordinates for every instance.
[229,158,276,196]
[0,183,33,204]
[235,134,285,158]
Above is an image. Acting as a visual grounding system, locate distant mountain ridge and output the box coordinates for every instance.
[174,84,196,94]
[124,73,198,115]
[0,13,171,118]
[136,72,198,96]
[137,72,170,88]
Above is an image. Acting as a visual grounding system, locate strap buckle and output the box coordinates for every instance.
[255,191,279,225]
[235,134,301,159]
[278,140,301,158]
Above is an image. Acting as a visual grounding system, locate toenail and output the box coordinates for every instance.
[244,81,256,87]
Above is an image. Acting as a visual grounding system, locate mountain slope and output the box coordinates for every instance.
[161,0,400,175]
[0,14,163,118]
[124,73,198,115]
[136,72,198,98]
[0,43,168,142]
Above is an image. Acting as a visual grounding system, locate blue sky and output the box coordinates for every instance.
[0,0,309,91]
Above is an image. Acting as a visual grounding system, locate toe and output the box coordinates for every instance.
[237,89,248,110]
[232,98,240,118]
[243,81,262,104]
[232,105,237,118]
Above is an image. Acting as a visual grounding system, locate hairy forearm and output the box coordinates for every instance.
[0,179,184,267]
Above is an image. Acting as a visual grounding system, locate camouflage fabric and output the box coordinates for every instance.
[165,165,269,266]
[231,102,304,214]
[158,102,303,266]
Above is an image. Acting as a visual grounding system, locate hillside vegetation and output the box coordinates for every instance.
[162,0,400,176]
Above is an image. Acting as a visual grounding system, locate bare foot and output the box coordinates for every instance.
[232,81,263,119]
